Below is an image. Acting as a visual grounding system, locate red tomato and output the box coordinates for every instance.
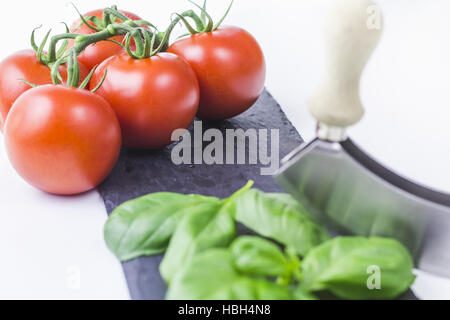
[90,52,199,149]
[0,50,89,131]
[69,9,142,71]
[168,26,266,121]
[0,49,89,131]
[4,85,121,195]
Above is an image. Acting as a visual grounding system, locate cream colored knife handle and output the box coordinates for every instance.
[309,0,382,141]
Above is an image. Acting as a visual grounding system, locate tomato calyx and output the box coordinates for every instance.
[29,6,159,89]
[72,5,168,59]
[71,4,154,33]
[62,6,175,61]
[49,49,106,92]
[27,5,188,91]
[26,1,234,81]
[173,0,234,37]
[28,29,106,91]
[30,24,71,67]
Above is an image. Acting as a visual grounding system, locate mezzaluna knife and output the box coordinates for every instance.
[275,0,450,278]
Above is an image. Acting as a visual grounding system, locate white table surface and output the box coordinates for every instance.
[0,0,449,299]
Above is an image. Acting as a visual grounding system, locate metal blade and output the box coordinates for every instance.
[275,138,450,278]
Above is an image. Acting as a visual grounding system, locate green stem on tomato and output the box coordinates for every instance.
[172,14,199,35]
[141,27,153,58]
[55,23,71,60]
[44,6,162,65]
[70,2,104,32]
[66,50,80,87]
[30,26,42,53]
[183,10,205,31]
[188,0,214,32]
[90,69,108,93]
[70,23,143,55]
[50,53,66,85]
[47,33,78,63]
[103,7,132,25]
[172,0,235,36]
[133,20,157,29]
[200,0,207,25]
[213,0,234,31]
[43,6,179,86]
[36,29,52,64]
[79,64,97,90]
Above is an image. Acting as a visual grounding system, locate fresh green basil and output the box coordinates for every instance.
[104,193,221,261]
[159,182,255,283]
[160,201,236,283]
[104,182,416,301]
[230,236,289,277]
[301,237,416,299]
[166,249,292,300]
[291,285,318,300]
[234,190,330,255]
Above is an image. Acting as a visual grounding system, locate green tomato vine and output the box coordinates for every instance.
[174,0,234,36]
[28,1,234,90]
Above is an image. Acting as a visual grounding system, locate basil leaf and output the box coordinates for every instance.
[234,190,330,255]
[166,249,292,300]
[160,182,256,283]
[291,285,318,300]
[160,201,236,283]
[104,193,221,261]
[301,237,416,299]
[230,236,289,277]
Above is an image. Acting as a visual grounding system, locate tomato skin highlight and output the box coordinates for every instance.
[69,9,142,71]
[168,26,266,121]
[0,49,89,131]
[90,52,199,149]
[4,85,122,195]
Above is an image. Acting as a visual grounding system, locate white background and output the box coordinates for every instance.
[0,0,449,299]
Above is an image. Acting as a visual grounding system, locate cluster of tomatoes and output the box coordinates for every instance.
[0,3,265,196]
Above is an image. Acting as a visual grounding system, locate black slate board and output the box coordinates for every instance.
[98,89,302,300]
[98,89,417,300]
